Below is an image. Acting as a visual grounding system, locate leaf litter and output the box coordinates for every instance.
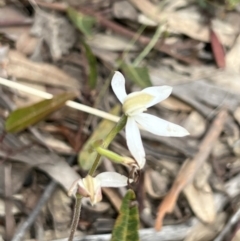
[1,0,240,241]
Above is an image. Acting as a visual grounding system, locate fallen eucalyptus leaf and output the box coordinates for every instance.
[183,111,206,138]
[184,212,226,241]
[5,92,76,133]
[6,50,80,89]
[184,182,216,223]
[78,105,121,170]
[226,34,240,74]
[160,96,192,112]
[111,189,139,241]
[87,33,138,51]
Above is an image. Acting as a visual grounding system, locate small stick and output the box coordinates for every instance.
[214,208,240,241]
[4,163,15,241]
[11,155,76,241]
[68,194,82,241]
[155,109,228,230]
[0,76,119,123]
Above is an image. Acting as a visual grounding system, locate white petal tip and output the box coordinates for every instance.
[183,130,190,136]
[172,127,190,137]
[115,71,122,75]
[136,156,146,169]
[111,71,127,103]
[113,71,125,81]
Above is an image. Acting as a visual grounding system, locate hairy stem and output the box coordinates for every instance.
[89,114,127,175]
[68,194,82,241]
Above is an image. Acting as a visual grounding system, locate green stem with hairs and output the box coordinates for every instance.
[68,194,82,241]
[88,114,128,175]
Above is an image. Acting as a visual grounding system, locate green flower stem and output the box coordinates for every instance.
[68,194,82,241]
[95,147,125,164]
[88,153,101,176]
[89,114,128,175]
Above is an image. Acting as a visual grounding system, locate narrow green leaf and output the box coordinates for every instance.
[67,7,95,37]
[5,92,76,133]
[82,41,97,89]
[111,189,139,241]
[78,105,121,170]
[121,64,152,88]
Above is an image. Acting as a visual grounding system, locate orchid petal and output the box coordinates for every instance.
[141,86,172,108]
[126,117,145,168]
[90,186,102,205]
[135,113,189,137]
[111,71,127,103]
[95,172,128,187]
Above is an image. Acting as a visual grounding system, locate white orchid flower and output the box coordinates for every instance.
[68,172,129,205]
[111,71,189,169]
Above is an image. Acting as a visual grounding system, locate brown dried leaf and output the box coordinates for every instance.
[184,182,216,223]
[210,28,225,69]
[87,33,138,51]
[0,163,31,195]
[183,111,206,138]
[102,187,122,212]
[160,96,192,112]
[234,107,240,125]
[31,10,76,60]
[184,212,226,241]
[16,32,40,56]
[39,154,80,191]
[144,169,170,199]
[232,229,240,241]
[130,0,238,46]
[113,1,138,21]
[40,135,74,154]
[0,199,20,216]
[5,50,80,89]
[82,198,110,213]
[194,163,212,189]
[226,34,240,74]
[212,140,231,158]
[48,188,72,237]
[0,6,32,26]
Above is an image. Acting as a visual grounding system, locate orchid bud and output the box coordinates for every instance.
[68,172,129,205]
[94,146,136,166]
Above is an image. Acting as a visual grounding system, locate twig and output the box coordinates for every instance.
[0,76,119,123]
[68,194,82,241]
[4,163,15,241]
[11,155,76,241]
[214,208,240,241]
[155,109,228,230]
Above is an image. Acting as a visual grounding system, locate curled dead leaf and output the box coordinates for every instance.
[5,50,80,90]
